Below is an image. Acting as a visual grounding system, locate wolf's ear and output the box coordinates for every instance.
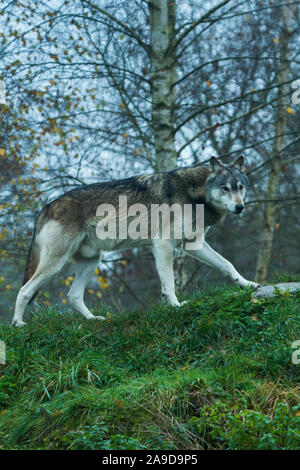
[210,156,222,171]
[233,156,246,172]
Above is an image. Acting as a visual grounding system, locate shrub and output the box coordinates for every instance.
[190,401,300,450]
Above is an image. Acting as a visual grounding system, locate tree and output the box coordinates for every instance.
[0,0,299,307]
[255,3,297,284]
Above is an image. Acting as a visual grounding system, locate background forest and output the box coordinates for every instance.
[0,0,299,323]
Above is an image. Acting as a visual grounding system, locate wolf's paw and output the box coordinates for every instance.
[12,320,27,327]
[87,314,106,321]
[171,300,190,308]
[235,278,260,289]
[247,281,260,289]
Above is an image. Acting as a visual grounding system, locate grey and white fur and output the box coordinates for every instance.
[12,156,259,327]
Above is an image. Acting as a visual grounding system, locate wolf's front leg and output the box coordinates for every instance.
[184,241,259,288]
[152,239,182,306]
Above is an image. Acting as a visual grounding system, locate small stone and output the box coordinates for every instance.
[252,282,300,298]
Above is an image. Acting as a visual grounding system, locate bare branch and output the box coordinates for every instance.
[80,0,150,53]
[246,196,300,205]
[173,0,232,50]
[248,136,300,175]
[175,78,296,133]
[177,95,279,157]
[174,56,300,88]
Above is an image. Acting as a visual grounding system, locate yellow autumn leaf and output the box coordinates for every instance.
[0,229,7,240]
[0,148,5,157]
[100,279,109,289]
[273,37,279,44]
[286,107,294,115]
[206,80,211,86]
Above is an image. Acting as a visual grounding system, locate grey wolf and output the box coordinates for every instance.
[12,156,259,326]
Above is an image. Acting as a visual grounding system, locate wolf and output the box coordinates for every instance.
[12,155,259,326]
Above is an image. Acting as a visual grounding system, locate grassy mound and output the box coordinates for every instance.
[0,283,299,450]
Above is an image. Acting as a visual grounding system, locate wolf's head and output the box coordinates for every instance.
[205,156,249,214]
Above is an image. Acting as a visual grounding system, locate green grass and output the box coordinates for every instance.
[0,281,300,450]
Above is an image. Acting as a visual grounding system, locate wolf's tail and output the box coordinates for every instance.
[23,232,39,286]
[22,209,47,303]
[22,225,40,304]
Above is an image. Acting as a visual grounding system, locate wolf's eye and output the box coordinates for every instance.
[222,186,230,192]
[238,184,244,191]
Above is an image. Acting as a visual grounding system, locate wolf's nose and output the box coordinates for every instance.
[235,204,244,214]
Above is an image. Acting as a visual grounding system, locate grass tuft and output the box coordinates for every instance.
[0,281,299,449]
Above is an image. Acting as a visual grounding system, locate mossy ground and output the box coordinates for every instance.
[0,278,299,450]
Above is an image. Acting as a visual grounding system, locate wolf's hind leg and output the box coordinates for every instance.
[152,240,181,306]
[13,275,49,327]
[12,221,83,327]
[13,250,72,327]
[67,255,105,321]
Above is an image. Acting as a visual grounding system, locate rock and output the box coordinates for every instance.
[252,282,300,298]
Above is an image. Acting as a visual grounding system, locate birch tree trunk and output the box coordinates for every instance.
[149,0,188,290]
[255,8,292,284]
[149,0,177,172]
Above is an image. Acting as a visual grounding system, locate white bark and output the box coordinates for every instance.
[149,1,188,290]
[150,0,177,171]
